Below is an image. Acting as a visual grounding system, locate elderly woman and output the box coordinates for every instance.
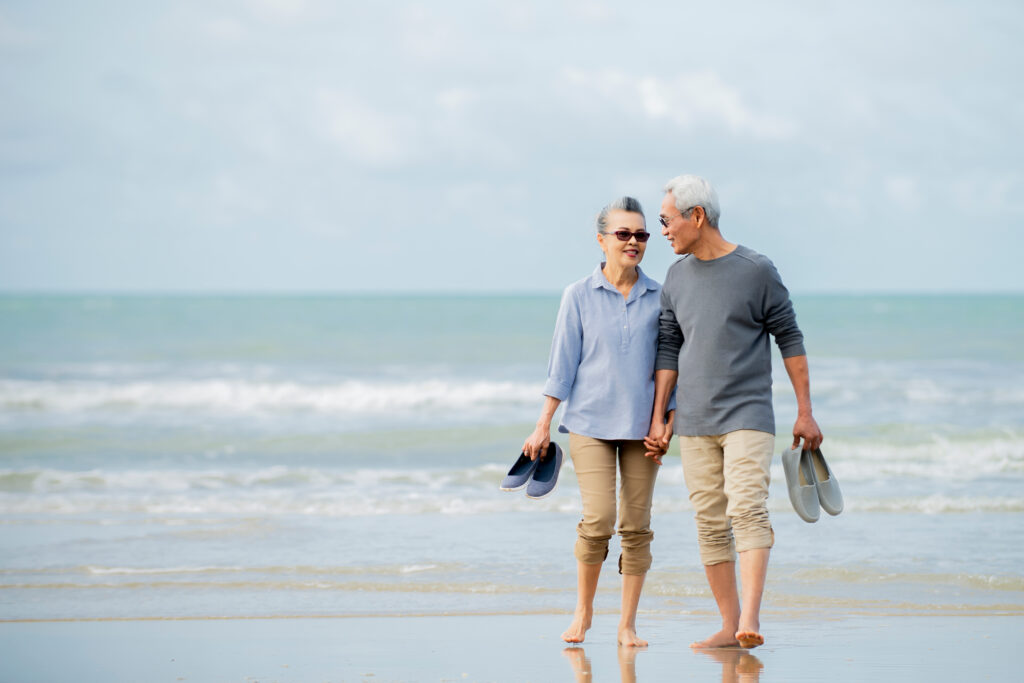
[522,196,673,647]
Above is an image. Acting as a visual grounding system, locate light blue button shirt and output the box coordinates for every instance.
[543,264,673,440]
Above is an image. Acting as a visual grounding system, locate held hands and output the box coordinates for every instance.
[643,410,675,465]
[522,422,551,461]
[791,412,823,452]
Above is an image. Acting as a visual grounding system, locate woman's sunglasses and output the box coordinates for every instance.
[602,230,651,243]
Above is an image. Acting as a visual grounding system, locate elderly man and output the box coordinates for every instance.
[645,174,822,649]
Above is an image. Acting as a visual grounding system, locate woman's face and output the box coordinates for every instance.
[598,209,648,268]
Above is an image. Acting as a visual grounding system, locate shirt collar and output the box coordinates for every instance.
[589,263,658,301]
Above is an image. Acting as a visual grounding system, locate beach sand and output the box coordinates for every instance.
[1,611,1018,682]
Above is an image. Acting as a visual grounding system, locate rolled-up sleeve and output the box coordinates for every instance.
[655,287,684,372]
[543,286,583,400]
[762,261,805,358]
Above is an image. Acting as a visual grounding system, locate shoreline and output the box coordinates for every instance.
[1,612,1018,682]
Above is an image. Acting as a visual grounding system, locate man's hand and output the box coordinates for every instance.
[791,413,823,451]
[644,410,675,464]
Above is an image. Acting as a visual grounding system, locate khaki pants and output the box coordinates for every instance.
[569,433,660,575]
[679,430,775,566]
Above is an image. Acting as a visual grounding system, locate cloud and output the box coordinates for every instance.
[435,87,478,114]
[562,67,797,140]
[199,17,249,42]
[949,171,1024,216]
[398,5,460,60]
[250,0,311,21]
[0,13,37,48]
[314,89,418,166]
[566,0,616,23]
[884,175,921,211]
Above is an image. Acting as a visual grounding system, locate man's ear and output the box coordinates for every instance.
[692,205,706,228]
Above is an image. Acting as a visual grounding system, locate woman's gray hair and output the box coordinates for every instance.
[596,196,645,233]
[664,175,721,228]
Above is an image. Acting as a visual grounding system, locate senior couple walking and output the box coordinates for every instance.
[520,174,823,649]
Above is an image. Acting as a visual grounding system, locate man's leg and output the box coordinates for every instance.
[737,548,769,646]
[698,559,741,648]
[679,435,740,648]
[722,430,775,648]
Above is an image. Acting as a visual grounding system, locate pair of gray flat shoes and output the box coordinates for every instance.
[499,442,563,499]
[781,446,843,523]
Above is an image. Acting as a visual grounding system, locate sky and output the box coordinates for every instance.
[1,0,1022,293]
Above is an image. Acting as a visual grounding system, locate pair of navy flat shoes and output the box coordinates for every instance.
[781,446,844,523]
[499,442,563,499]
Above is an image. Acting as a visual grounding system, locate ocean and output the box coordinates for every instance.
[1,293,1022,623]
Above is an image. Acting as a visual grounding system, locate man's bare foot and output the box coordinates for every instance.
[735,630,764,649]
[617,626,648,647]
[561,609,592,643]
[690,627,741,649]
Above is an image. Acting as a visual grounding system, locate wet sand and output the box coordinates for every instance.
[1,611,1017,682]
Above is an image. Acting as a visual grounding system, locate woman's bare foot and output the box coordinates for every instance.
[690,627,741,649]
[617,626,648,647]
[735,615,763,648]
[735,630,764,649]
[561,609,593,643]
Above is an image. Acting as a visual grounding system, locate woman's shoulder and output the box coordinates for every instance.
[560,268,601,300]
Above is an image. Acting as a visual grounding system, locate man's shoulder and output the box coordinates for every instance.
[733,244,775,268]
[664,255,693,280]
[729,245,782,282]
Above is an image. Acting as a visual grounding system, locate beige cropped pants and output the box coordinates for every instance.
[678,429,775,566]
[568,433,660,575]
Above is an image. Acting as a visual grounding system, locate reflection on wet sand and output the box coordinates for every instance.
[697,648,764,683]
[563,647,592,682]
[565,644,763,682]
[564,645,641,683]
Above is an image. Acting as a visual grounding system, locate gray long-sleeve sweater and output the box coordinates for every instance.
[655,244,805,436]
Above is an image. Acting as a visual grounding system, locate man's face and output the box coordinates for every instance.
[659,193,699,255]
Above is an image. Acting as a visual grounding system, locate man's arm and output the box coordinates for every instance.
[645,369,678,460]
[782,354,823,451]
[646,287,683,459]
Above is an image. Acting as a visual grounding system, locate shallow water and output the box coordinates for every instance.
[1,293,1022,622]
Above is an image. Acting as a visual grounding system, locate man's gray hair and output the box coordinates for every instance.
[664,175,721,228]
[596,196,645,233]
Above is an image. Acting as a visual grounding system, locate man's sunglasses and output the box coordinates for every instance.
[602,230,651,243]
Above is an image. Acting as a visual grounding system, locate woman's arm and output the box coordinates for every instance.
[524,288,581,460]
[522,395,562,460]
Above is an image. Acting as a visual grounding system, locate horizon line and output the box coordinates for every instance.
[1,288,1023,297]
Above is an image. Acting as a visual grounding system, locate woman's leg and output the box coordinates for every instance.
[564,433,618,643]
[618,571,648,646]
[616,440,660,646]
[562,560,601,643]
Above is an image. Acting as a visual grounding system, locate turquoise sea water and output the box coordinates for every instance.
[0,294,1022,622]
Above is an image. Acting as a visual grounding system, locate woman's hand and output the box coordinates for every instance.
[522,422,551,461]
[644,419,667,465]
[644,410,675,464]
